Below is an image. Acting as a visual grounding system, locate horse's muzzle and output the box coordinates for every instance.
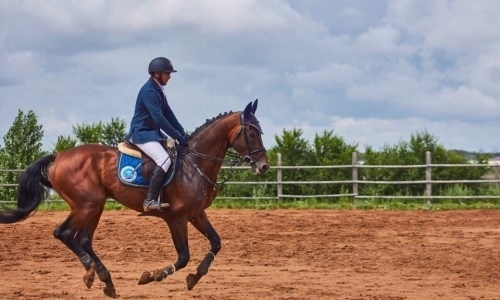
[252,160,270,175]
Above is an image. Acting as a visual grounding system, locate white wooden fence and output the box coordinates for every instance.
[218,152,500,201]
[1,151,499,203]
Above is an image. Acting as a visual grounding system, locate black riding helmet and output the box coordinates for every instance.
[148,57,177,74]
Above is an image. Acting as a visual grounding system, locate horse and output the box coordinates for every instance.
[0,99,269,298]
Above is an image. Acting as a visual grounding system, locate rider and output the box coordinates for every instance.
[125,57,188,212]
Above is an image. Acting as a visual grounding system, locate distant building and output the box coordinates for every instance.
[488,156,500,166]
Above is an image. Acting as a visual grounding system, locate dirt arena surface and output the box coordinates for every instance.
[0,209,498,300]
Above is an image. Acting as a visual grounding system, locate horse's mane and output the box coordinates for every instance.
[188,111,235,139]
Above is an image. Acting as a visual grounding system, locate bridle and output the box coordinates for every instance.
[237,112,267,165]
[183,112,267,188]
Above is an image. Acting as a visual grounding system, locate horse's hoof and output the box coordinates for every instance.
[186,273,200,290]
[83,264,96,289]
[83,274,95,289]
[138,271,153,285]
[103,286,117,298]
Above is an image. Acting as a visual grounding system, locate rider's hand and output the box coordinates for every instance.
[177,135,188,147]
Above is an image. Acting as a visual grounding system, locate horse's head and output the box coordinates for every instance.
[229,99,269,174]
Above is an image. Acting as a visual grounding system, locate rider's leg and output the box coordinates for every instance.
[135,141,171,211]
[143,165,169,211]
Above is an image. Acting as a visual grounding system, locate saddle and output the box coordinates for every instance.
[117,139,178,184]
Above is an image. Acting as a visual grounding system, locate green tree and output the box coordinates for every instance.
[53,117,126,151]
[218,128,314,199]
[102,117,126,146]
[73,122,104,144]
[2,110,45,168]
[218,128,359,200]
[216,128,492,200]
[0,110,46,201]
[361,130,489,197]
[0,148,9,201]
[269,128,315,197]
[362,131,438,197]
[311,130,358,196]
[54,135,78,152]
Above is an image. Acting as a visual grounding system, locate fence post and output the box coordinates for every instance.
[495,166,500,188]
[277,153,283,201]
[426,151,432,204]
[352,152,358,199]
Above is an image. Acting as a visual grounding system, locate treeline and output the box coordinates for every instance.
[0,110,497,202]
[0,110,127,201]
[217,129,496,199]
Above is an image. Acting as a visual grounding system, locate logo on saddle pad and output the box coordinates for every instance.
[120,166,137,183]
[117,153,149,187]
[116,142,177,188]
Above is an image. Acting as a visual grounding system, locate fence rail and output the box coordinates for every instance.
[218,152,500,201]
[1,151,499,203]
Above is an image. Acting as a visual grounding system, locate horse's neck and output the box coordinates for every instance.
[191,113,239,161]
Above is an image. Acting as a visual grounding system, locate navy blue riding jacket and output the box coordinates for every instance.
[125,77,185,144]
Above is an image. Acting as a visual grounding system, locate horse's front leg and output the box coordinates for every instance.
[138,216,190,285]
[186,210,221,290]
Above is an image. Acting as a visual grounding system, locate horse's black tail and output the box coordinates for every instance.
[0,154,55,224]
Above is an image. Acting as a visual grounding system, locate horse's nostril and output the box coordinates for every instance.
[261,164,269,172]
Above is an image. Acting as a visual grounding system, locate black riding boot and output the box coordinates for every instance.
[143,165,169,212]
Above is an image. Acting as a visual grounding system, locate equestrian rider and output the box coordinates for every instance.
[125,57,188,212]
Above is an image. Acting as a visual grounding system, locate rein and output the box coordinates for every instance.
[181,112,266,189]
[183,148,244,189]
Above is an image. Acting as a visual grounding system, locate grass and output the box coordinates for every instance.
[2,196,499,212]
[210,197,500,210]
[0,199,128,212]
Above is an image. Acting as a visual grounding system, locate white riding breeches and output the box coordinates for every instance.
[135,141,172,172]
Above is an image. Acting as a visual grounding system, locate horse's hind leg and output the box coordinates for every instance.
[54,209,117,298]
[79,210,117,298]
[53,214,97,286]
[186,210,221,290]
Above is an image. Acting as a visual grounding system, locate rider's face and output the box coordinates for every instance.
[155,72,171,86]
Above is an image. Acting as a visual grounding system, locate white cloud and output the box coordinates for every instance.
[354,26,415,56]
[288,62,363,91]
[330,116,499,152]
[1,0,499,153]
[410,86,500,120]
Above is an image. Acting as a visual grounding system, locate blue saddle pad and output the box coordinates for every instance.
[117,153,149,187]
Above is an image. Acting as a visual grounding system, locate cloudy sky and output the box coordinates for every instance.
[1,0,499,153]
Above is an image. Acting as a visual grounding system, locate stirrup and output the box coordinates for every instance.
[143,199,170,212]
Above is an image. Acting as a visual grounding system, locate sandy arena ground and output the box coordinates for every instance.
[0,209,498,300]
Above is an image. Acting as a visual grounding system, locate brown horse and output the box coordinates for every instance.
[0,100,269,298]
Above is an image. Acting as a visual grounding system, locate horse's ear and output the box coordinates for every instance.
[251,98,258,114]
[243,101,252,118]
